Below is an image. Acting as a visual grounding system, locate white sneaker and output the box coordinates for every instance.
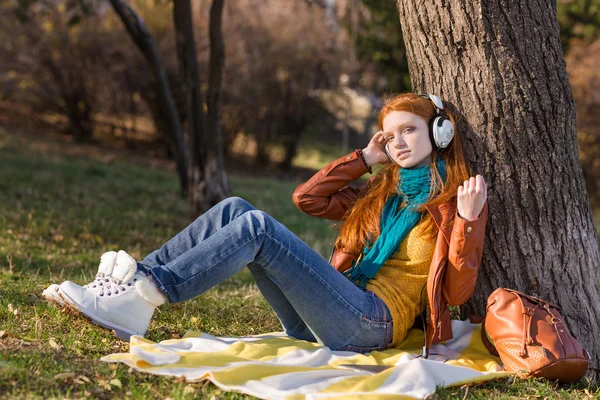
[59,252,166,340]
[42,251,119,308]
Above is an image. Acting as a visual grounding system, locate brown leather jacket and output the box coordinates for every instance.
[292,151,488,348]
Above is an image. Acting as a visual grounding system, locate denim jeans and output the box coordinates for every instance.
[137,197,393,353]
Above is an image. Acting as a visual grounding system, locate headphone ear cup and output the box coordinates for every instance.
[432,116,454,149]
[384,142,394,163]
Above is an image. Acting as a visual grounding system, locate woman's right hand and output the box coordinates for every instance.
[361,131,391,167]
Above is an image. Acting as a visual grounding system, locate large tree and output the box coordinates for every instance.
[396,0,600,367]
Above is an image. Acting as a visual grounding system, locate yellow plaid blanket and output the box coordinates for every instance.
[102,320,511,399]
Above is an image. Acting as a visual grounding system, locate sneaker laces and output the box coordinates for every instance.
[84,274,109,289]
[97,276,139,297]
[85,251,119,289]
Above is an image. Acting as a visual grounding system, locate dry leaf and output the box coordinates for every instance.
[54,372,75,380]
[190,316,199,323]
[7,304,13,312]
[78,375,91,383]
[0,330,5,338]
[109,378,122,389]
[184,385,196,394]
[49,339,61,350]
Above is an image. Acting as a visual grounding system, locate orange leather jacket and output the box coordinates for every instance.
[292,151,488,348]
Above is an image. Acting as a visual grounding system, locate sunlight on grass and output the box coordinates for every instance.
[0,129,598,399]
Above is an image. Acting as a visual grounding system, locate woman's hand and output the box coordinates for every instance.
[457,175,487,221]
[361,131,391,167]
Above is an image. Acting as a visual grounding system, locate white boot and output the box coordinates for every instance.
[42,284,66,307]
[83,251,119,289]
[42,251,119,308]
[59,251,166,340]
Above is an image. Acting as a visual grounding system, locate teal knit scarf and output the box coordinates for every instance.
[344,160,447,290]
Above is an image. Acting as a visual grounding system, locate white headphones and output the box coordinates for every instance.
[420,93,454,149]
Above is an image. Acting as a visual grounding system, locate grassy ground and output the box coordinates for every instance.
[0,127,598,399]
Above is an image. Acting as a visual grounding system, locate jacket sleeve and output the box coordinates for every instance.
[292,151,369,221]
[442,201,488,305]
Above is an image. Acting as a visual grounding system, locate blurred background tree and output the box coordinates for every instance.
[1,0,600,210]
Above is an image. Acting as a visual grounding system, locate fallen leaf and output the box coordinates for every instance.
[54,372,75,380]
[49,339,61,350]
[78,375,91,383]
[0,330,5,338]
[7,304,13,312]
[190,316,199,323]
[184,385,196,394]
[109,378,122,389]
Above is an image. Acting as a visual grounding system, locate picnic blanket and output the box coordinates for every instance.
[102,320,512,399]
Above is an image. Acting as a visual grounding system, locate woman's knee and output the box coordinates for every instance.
[223,196,256,214]
[245,209,273,233]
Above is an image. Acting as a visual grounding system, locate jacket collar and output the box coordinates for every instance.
[424,201,456,245]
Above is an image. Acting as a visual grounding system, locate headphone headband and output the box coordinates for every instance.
[418,93,444,115]
[418,93,454,150]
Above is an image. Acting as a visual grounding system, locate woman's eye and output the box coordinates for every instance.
[404,128,414,133]
[386,136,394,142]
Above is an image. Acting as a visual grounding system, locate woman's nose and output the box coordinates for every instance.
[391,134,406,148]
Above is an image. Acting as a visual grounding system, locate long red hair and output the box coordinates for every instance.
[334,93,470,256]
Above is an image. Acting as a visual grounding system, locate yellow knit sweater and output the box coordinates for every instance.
[366,219,436,345]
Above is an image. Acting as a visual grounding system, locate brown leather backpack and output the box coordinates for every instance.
[481,288,589,383]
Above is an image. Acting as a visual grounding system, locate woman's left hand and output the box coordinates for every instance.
[457,175,487,221]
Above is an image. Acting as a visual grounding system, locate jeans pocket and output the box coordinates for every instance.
[359,294,394,348]
[336,317,394,353]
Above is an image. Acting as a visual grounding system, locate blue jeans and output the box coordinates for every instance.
[137,197,393,353]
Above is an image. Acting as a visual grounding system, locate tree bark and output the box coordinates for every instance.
[173,0,230,215]
[205,0,231,202]
[109,0,189,196]
[396,0,600,367]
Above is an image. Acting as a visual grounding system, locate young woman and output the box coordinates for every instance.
[44,93,488,355]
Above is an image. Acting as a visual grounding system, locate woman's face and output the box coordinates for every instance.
[382,111,432,169]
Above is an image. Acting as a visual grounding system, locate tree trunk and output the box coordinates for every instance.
[396,0,600,367]
[109,0,189,196]
[205,0,231,203]
[174,0,230,215]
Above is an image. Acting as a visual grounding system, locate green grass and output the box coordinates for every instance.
[0,127,598,399]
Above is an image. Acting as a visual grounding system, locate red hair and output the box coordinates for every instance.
[334,93,470,256]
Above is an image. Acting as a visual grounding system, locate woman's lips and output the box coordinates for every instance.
[396,150,410,159]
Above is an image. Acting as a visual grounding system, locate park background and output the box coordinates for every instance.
[1,0,600,398]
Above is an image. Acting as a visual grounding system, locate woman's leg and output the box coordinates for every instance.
[246,264,317,342]
[146,208,393,352]
[139,197,315,341]
[138,197,256,270]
